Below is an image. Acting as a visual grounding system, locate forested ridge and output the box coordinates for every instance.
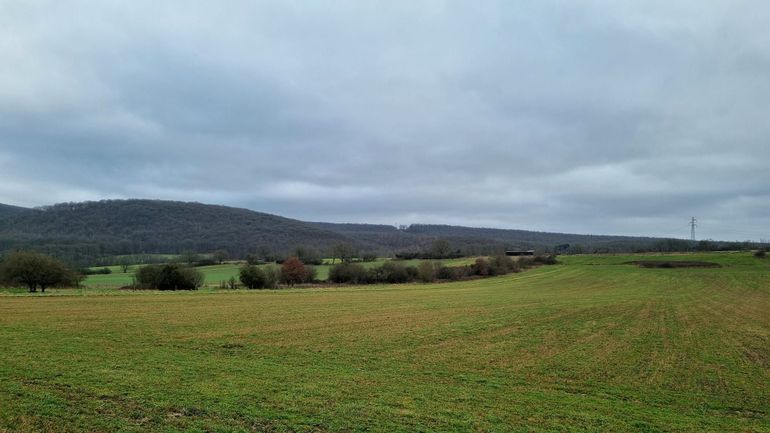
[0,200,347,263]
[0,203,32,220]
[0,199,738,265]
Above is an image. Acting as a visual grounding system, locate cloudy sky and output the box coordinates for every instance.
[2,1,769,241]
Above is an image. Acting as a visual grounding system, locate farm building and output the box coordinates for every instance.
[506,250,535,256]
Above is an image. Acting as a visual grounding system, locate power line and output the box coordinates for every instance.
[690,217,697,241]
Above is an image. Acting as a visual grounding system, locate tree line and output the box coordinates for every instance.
[328,254,557,285]
[4,243,766,292]
[0,249,558,292]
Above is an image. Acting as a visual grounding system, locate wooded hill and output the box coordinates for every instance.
[0,199,710,265]
[0,200,347,264]
[0,203,32,220]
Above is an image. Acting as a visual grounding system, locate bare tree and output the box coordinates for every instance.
[118,257,132,273]
[331,242,355,264]
[213,249,229,264]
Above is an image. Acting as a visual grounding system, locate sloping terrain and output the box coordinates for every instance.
[0,200,349,260]
[0,203,32,220]
[404,224,667,252]
[313,222,685,254]
[0,199,694,264]
[309,222,427,251]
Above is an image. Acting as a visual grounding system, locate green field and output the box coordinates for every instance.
[83,257,479,287]
[1,252,769,432]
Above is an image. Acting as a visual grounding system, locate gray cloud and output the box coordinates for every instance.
[2,0,770,241]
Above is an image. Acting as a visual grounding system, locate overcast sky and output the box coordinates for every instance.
[2,1,769,241]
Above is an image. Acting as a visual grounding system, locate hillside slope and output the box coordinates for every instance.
[310,222,684,254]
[0,200,349,261]
[0,199,697,264]
[309,222,427,251]
[404,224,665,252]
[0,203,32,220]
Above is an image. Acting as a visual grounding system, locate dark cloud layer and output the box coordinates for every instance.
[2,1,770,241]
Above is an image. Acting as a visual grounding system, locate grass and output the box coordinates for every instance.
[1,252,769,432]
[83,257,481,287]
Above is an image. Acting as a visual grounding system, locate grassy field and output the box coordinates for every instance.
[83,257,480,287]
[1,252,769,432]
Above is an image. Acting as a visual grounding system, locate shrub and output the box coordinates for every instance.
[518,257,535,269]
[508,259,521,273]
[417,261,436,283]
[305,266,317,283]
[627,260,721,269]
[329,262,367,284]
[533,255,558,265]
[324,254,553,286]
[473,258,490,276]
[366,261,417,284]
[489,255,514,275]
[394,251,420,260]
[379,262,411,284]
[281,257,311,286]
[362,253,378,262]
[436,264,459,280]
[159,264,203,290]
[755,249,767,259]
[262,265,280,288]
[134,264,202,290]
[193,258,217,267]
[134,264,162,289]
[405,265,419,281]
[240,265,267,289]
[192,257,214,268]
[363,266,384,284]
[83,267,112,275]
[459,265,474,278]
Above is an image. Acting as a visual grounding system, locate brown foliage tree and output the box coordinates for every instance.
[281,256,308,287]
